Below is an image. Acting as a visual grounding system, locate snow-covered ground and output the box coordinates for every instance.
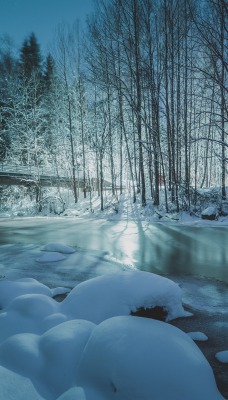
[0,191,227,399]
[1,189,228,226]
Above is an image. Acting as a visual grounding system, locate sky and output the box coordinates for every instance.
[0,0,94,54]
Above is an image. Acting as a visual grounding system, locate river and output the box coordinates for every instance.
[0,217,227,283]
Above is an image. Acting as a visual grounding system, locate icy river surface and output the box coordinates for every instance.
[0,217,227,283]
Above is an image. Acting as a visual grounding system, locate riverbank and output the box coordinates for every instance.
[1,190,228,227]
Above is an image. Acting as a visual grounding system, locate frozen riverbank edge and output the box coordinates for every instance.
[1,191,228,226]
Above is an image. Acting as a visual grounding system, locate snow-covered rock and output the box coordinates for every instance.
[42,243,76,254]
[215,350,228,363]
[78,316,223,400]
[39,320,95,396]
[36,252,66,262]
[0,294,59,342]
[201,206,217,220]
[0,278,52,309]
[0,278,70,310]
[0,320,95,399]
[61,271,191,323]
[187,331,208,341]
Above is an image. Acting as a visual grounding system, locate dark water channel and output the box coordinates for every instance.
[0,217,227,283]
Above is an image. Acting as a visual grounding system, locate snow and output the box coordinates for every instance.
[201,206,217,216]
[1,190,228,226]
[0,270,225,399]
[42,243,76,254]
[0,278,52,308]
[78,316,223,400]
[36,252,67,262]
[174,277,228,314]
[0,277,70,309]
[187,331,208,341]
[61,271,192,323]
[0,365,45,400]
[0,320,95,399]
[215,351,228,363]
[37,242,76,263]
[0,272,190,341]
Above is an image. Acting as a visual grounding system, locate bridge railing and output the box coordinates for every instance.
[0,163,63,177]
[0,162,113,188]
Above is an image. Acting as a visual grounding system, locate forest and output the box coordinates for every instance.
[0,0,227,215]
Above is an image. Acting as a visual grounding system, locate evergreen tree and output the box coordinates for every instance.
[19,32,42,79]
[44,53,55,89]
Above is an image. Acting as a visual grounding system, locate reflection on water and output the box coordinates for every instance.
[0,218,227,283]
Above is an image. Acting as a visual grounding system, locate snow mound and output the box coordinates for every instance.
[0,278,70,310]
[42,242,76,254]
[56,387,86,400]
[215,350,228,363]
[0,320,95,399]
[0,365,44,400]
[78,316,223,400]
[201,206,217,220]
[39,320,95,397]
[36,252,66,262]
[0,294,59,342]
[61,271,191,323]
[0,278,52,309]
[187,331,208,341]
[202,206,217,216]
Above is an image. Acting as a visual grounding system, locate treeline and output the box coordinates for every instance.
[0,0,227,211]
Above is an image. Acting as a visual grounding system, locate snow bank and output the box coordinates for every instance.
[61,271,191,323]
[78,316,223,400]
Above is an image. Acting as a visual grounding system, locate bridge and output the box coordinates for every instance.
[0,163,111,190]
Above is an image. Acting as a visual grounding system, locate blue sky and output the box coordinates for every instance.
[0,0,94,53]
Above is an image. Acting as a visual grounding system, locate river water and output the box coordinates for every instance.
[0,217,227,283]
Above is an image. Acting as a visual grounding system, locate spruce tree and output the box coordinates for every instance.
[19,32,42,79]
[44,53,55,90]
